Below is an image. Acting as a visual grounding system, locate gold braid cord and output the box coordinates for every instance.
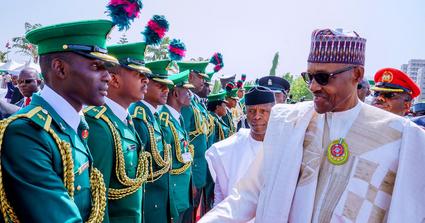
[166,121,194,175]
[189,106,208,137]
[215,119,225,141]
[0,109,106,223]
[207,114,215,137]
[139,117,171,182]
[99,115,149,200]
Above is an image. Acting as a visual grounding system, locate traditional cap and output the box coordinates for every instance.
[26,20,118,64]
[372,67,420,98]
[307,28,366,65]
[208,90,227,102]
[145,59,173,85]
[107,42,151,75]
[258,76,290,94]
[177,61,209,78]
[244,83,256,91]
[245,86,275,106]
[168,70,194,89]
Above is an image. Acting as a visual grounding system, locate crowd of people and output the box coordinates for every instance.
[0,16,424,223]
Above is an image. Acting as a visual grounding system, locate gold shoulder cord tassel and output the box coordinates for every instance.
[207,114,215,137]
[167,121,194,175]
[99,115,150,200]
[0,107,106,223]
[140,118,171,182]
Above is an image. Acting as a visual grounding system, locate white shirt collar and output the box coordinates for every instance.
[165,104,181,124]
[104,97,128,124]
[40,85,80,133]
[325,100,363,140]
[142,100,160,115]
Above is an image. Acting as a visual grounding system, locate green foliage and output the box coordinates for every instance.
[290,76,313,102]
[12,22,42,63]
[269,52,279,76]
[144,36,171,62]
[282,72,294,85]
[0,50,9,63]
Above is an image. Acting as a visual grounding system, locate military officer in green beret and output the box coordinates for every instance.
[0,20,119,222]
[207,88,231,142]
[178,61,212,221]
[128,59,174,223]
[84,42,152,223]
[157,70,195,223]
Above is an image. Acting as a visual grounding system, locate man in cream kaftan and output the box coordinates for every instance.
[199,28,425,223]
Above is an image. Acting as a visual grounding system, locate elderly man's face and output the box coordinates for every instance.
[246,103,274,136]
[306,63,363,114]
[371,91,412,116]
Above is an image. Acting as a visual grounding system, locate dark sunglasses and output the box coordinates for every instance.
[372,91,398,99]
[301,66,356,86]
[357,83,363,89]
[17,79,35,85]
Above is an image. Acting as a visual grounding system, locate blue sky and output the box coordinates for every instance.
[1,0,424,81]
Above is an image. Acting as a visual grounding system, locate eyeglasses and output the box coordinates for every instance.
[17,79,35,85]
[372,91,398,99]
[301,66,356,86]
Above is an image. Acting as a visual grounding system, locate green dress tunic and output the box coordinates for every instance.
[159,105,193,220]
[129,101,171,223]
[0,94,101,222]
[85,105,146,223]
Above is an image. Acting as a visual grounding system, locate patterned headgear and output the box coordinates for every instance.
[307,28,366,65]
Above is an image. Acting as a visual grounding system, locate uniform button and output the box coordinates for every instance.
[174,183,176,187]
[194,164,197,167]
[76,185,81,191]
[130,162,133,167]
[154,204,158,208]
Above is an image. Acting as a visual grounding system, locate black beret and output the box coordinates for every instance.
[245,86,275,106]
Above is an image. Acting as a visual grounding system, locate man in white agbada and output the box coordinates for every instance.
[205,86,275,206]
[199,28,425,223]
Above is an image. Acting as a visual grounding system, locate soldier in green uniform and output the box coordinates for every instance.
[224,83,238,136]
[158,70,195,222]
[128,59,174,223]
[207,88,231,142]
[84,42,152,223]
[0,20,119,222]
[178,61,212,221]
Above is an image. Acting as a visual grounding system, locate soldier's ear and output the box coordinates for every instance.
[108,73,120,88]
[51,58,67,79]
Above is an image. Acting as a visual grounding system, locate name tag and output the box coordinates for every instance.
[76,161,90,175]
[182,152,193,163]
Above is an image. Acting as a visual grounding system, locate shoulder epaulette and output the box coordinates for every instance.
[131,106,147,121]
[83,106,107,119]
[25,106,53,131]
[1,106,53,132]
[159,112,170,127]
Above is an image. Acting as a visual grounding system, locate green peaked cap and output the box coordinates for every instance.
[208,90,227,102]
[168,70,194,89]
[145,59,173,85]
[26,19,118,64]
[226,88,239,99]
[177,61,209,78]
[107,42,151,74]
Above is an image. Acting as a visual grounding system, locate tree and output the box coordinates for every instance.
[117,33,129,44]
[282,72,294,85]
[269,52,279,76]
[144,36,171,62]
[0,50,9,63]
[12,22,42,63]
[289,76,313,102]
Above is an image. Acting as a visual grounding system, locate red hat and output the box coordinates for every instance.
[372,68,420,98]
